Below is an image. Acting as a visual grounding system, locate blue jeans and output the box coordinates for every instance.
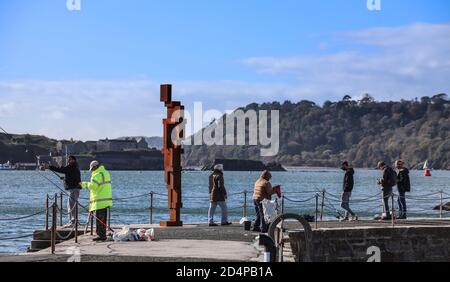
[341,192,355,218]
[253,200,267,232]
[397,191,407,216]
[208,201,228,224]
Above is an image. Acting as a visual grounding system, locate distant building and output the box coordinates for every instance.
[85,141,97,152]
[66,141,88,155]
[97,139,139,152]
[135,137,149,150]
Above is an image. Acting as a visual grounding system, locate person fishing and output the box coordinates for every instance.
[79,161,113,241]
[44,155,81,228]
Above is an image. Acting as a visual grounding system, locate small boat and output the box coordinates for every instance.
[423,160,432,177]
[0,161,14,170]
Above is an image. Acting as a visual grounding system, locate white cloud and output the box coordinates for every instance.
[243,22,450,101]
[0,102,15,117]
[1,22,448,140]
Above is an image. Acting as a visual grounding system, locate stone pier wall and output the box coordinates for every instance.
[289,226,450,262]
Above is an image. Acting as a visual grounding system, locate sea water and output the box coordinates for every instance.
[0,169,449,253]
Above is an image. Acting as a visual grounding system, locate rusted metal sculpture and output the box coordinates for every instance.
[160,84,184,227]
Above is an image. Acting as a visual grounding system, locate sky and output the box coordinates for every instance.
[0,0,449,140]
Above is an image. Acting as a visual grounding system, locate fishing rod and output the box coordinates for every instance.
[0,125,114,232]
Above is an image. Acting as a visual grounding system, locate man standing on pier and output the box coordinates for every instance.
[80,161,113,241]
[377,161,397,220]
[395,160,411,219]
[340,161,358,221]
[45,156,81,228]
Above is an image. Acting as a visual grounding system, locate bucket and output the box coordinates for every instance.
[244,221,251,231]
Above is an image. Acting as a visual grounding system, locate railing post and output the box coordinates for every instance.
[45,194,49,230]
[320,189,325,221]
[59,192,63,227]
[90,212,94,235]
[440,190,443,219]
[315,193,319,230]
[51,193,57,254]
[281,194,285,215]
[243,190,248,219]
[391,194,395,227]
[75,202,78,243]
[108,207,111,231]
[150,192,154,225]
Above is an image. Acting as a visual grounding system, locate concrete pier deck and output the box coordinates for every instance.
[0,224,262,262]
[2,218,450,262]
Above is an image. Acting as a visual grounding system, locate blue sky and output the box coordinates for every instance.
[0,0,449,140]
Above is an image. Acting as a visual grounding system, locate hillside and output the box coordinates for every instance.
[183,94,450,169]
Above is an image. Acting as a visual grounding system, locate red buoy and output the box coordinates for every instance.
[424,169,432,177]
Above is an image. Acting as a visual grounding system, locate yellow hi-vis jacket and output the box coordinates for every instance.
[81,166,112,212]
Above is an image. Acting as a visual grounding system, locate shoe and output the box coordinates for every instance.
[339,217,349,222]
[251,228,262,232]
[92,236,107,242]
[350,216,359,221]
[397,215,407,220]
[379,216,392,221]
[221,222,232,226]
[209,223,218,227]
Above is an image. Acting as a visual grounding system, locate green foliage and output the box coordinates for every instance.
[184,95,450,169]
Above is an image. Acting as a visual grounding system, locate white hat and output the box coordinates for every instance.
[89,160,100,171]
[214,164,224,172]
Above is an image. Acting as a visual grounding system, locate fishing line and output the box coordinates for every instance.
[0,125,114,232]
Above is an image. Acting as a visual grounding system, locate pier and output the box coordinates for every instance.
[2,219,450,262]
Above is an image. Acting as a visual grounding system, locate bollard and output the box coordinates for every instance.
[315,193,319,229]
[45,194,49,230]
[320,189,325,221]
[440,190,443,219]
[75,203,78,243]
[59,192,63,227]
[243,190,248,219]
[391,194,395,227]
[150,192,154,225]
[51,193,57,254]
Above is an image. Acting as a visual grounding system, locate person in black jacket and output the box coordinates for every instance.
[395,160,411,219]
[377,161,397,220]
[44,156,81,227]
[340,161,358,221]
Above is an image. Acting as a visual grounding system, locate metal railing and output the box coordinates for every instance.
[2,188,450,254]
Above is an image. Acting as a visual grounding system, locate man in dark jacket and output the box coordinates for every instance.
[208,164,231,227]
[45,156,81,227]
[395,160,411,219]
[340,161,358,221]
[377,161,397,220]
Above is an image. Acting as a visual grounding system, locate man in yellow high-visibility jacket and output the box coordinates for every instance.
[80,161,112,241]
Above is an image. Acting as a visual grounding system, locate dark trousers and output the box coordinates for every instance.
[397,191,407,216]
[95,208,108,239]
[382,188,393,217]
[253,200,267,232]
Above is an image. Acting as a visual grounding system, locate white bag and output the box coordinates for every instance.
[262,199,279,223]
[112,227,135,242]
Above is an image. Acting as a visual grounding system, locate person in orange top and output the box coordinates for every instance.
[252,170,276,232]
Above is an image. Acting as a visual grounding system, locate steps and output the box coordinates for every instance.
[27,229,87,253]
